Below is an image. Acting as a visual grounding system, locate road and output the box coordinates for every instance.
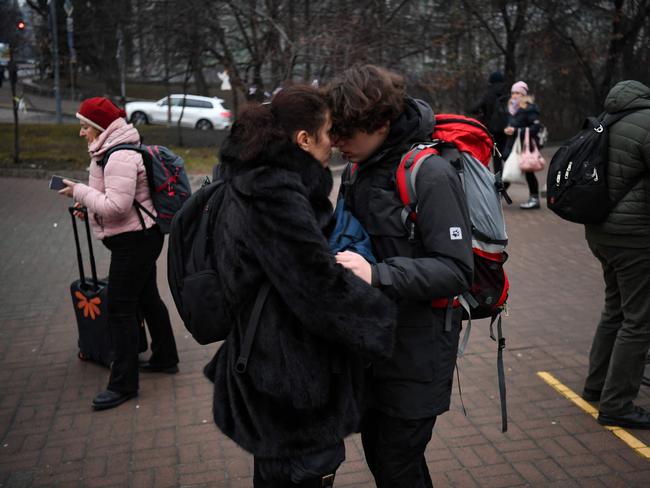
[0,81,78,124]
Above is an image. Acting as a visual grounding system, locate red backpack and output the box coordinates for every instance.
[396,113,511,431]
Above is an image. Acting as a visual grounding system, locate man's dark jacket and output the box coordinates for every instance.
[206,133,397,458]
[503,100,541,159]
[344,98,474,419]
[585,80,650,248]
[469,80,507,134]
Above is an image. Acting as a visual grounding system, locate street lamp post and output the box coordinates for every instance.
[64,0,76,101]
[9,45,19,164]
[10,19,27,164]
[49,0,62,123]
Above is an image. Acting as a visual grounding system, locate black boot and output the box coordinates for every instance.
[92,389,137,410]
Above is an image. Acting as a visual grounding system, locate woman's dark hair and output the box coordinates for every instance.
[327,64,406,138]
[227,85,328,161]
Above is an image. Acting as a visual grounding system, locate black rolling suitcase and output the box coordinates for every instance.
[69,207,147,367]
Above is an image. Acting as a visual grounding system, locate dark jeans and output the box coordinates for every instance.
[584,241,650,414]
[361,409,436,488]
[103,226,178,393]
[253,441,344,488]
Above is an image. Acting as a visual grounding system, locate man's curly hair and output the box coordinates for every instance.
[327,65,406,138]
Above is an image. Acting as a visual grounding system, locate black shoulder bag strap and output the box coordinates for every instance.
[234,281,272,374]
[99,143,157,229]
[489,313,508,432]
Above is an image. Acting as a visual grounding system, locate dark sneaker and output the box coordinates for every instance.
[520,196,540,210]
[92,390,137,410]
[581,388,601,402]
[597,405,650,429]
[139,361,179,374]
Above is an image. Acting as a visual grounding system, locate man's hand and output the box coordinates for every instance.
[504,126,515,136]
[58,179,77,198]
[336,250,372,284]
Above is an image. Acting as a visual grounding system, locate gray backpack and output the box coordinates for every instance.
[396,122,511,432]
[100,143,192,233]
[396,141,509,320]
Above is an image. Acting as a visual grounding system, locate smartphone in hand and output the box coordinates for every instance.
[49,175,73,191]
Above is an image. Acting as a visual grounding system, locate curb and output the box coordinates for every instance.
[0,166,90,181]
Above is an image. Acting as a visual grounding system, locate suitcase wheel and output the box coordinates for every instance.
[78,351,89,361]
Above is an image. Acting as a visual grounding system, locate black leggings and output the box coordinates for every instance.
[102,226,178,393]
[524,171,539,197]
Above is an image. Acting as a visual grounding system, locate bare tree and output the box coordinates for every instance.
[543,0,650,110]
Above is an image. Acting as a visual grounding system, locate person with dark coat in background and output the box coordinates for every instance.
[327,65,474,488]
[502,80,544,209]
[204,85,397,488]
[581,80,650,430]
[469,71,509,164]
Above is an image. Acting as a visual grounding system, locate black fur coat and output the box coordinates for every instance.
[207,134,397,458]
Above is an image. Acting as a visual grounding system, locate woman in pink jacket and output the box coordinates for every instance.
[59,97,179,410]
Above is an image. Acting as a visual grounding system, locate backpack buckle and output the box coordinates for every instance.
[321,474,335,488]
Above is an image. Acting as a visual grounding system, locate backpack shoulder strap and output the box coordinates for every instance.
[99,143,153,228]
[99,143,143,167]
[396,144,441,225]
[234,281,272,374]
[593,108,639,131]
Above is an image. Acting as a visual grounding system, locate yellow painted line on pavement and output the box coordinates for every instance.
[537,371,650,460]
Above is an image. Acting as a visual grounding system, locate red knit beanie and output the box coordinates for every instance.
[76,97,126,131]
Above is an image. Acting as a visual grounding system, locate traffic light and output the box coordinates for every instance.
[17,20,26,31]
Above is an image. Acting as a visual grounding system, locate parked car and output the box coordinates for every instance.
[125,94,232,130]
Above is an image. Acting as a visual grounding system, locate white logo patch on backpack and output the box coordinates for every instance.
[449,227,462,240]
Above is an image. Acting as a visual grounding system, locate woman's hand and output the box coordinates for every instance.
[504,126,515,136]
[58,179,77,198]
[72,202,86,221]
[336,251,372,284]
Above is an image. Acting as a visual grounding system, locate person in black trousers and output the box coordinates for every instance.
[204,85,397,487]
[60,97,179,410]
[581,80,650,429]
[327,65,473,488]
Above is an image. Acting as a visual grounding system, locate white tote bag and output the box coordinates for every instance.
[502,133,525,184]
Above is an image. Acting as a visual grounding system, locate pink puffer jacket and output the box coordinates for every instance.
[73,118,157,240]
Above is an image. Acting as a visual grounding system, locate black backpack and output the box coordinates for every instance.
[167,177,271,364]
[546,109,638,224]
[167,179,229,344]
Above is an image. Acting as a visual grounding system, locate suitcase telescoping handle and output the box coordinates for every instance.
[68,206,99,290]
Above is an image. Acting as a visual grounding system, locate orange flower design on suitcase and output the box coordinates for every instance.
[75,291,102,320]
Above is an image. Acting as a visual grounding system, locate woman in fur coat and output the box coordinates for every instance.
[204,85,397,488]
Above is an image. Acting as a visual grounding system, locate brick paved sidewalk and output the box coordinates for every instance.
[0,174,649,488]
